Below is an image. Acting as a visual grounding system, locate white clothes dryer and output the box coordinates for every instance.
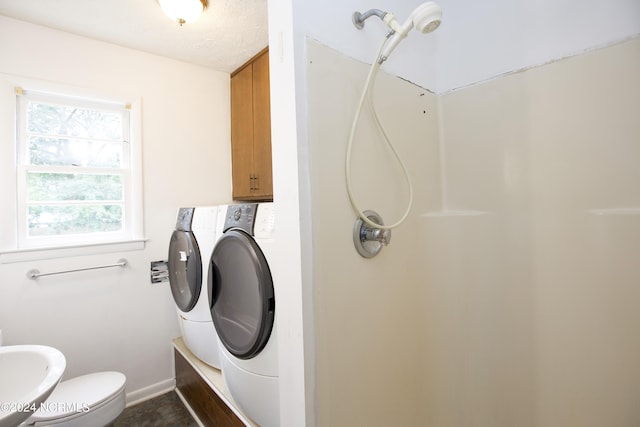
[209,203,279,427]
[168,206,221,368]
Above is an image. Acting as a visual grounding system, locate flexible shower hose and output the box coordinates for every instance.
[345,37,414,230]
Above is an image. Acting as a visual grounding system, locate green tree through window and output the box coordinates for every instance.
[18,91,130,241]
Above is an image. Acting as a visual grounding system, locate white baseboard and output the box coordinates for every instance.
[125,378,176,407]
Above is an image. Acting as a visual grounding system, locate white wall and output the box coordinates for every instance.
[267,1,312,426]
[0,16,232,401]
[435,0,640,91]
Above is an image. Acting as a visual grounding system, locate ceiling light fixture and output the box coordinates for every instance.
[158,0,207,26]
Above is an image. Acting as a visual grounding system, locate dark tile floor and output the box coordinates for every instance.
[113,390,198,427]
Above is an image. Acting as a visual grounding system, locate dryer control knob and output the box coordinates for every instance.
[234,207,242,221]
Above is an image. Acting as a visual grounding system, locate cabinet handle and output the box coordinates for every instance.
[248,174,259,192]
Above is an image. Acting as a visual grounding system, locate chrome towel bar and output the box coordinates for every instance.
[26,259,128,280]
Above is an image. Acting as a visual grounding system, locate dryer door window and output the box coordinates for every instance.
[168,230,202,312]
[209,229,275,360]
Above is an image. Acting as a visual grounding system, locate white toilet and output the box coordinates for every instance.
[0,331,126,427]
[23,371,126,427]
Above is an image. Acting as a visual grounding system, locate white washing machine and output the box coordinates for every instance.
[168,206,221,368]
[209,203,279,427]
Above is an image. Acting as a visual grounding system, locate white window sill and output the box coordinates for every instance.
[0,239,146,264]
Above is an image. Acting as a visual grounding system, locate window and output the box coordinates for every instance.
[0,82,144,256]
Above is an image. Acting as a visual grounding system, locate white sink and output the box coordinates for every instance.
[0,345,66,427]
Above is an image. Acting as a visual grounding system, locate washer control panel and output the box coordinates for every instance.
[223,204,257,234]
[175,207,195,231]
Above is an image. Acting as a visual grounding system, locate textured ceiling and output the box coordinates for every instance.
[0,0,269,73]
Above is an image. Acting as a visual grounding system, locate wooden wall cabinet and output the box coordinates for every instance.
[231,47,273,201]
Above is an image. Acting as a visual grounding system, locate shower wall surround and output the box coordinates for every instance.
[306,36,640,427]
[423,36,640,427]
[305,39,441,426]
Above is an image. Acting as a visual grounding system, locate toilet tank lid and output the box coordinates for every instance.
[29,371,126,421]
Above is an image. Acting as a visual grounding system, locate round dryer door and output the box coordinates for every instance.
[168,230,202,312]
[209,229,275,360]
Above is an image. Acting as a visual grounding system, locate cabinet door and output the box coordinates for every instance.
[231,64,254,200]
[251,51,273,199]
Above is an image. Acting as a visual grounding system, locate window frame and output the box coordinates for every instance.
[0,75,144,262]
